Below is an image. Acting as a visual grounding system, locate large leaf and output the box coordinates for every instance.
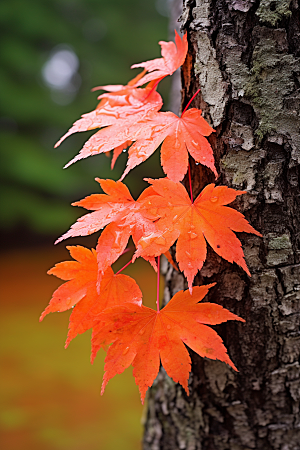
[135,179,262,289]
[91,284,244,402]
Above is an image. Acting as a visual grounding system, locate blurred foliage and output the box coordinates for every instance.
[0,0,169,237]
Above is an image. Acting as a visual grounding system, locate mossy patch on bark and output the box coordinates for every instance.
[244,28,299,142]
[256,0,292,26]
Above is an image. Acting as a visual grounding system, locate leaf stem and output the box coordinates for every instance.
[115,259,132,275]
[181,88,201,116]
[156,255,160,313]
[142,77,164,102]
[188,163,194,203]
[120,247,131,256]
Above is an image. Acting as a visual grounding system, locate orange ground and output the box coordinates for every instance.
[0,245,159,450]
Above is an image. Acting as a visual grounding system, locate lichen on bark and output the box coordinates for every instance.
[256,0,292,26]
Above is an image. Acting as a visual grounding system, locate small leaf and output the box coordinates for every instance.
[40,245,142,347]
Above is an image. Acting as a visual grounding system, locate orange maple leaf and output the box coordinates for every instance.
[63,107,216,182]
[91,284,244,403]
[40,245,142,347]
[120,108,216,182]
[55,179,157,278]
[131,31,188,87]
[55,82,162,150]
[135,179,262,289]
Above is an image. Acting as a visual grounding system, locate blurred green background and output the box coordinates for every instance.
[0,0,170,449]
[0,0,169,244]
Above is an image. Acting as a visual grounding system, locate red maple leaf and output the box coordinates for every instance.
[63,107,216,182]
[40,245,142,347]
[91,284,244,403]
[55,82,162,150]
[120,108,216,182]
[135,179,262,289]
[131,31,188,87]
[55,179,157,278]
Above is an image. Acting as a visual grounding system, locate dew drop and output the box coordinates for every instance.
[191,140,199,147]
[174,140,181,149]
[185,251,191,257]
[172,215,178,222]
[150,208,158,215]
[139,329,145,335]
[202,156,206,161]
[195,162,199,165]
[123,347,129,355]
[167,324,171,330]
[210,197,218,203]
[189,232,198,240]
[123,149,127,153]
[190,224,195,230]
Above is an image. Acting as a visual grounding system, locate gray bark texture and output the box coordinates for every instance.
[143,1,300,449]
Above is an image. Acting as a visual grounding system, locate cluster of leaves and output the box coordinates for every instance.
[41,32,261,403]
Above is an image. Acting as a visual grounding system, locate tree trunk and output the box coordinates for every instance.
[143,1,300,449]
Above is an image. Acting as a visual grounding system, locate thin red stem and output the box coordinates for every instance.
[120,247,131,256]
[156,256,160,313]
[188,163,194,203]
[181,88,201,116]
[115,259,132,275]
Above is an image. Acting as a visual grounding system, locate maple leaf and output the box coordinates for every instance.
[135,179,262,289]
[55,179,157,278]
[40,245,142,347]
[120,108,216,182]
[55,81,162,149]
[91,284,244,403]
[131,31,188,87]
[63,107,216,182]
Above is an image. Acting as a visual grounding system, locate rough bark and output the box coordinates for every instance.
[143,1,300,449]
